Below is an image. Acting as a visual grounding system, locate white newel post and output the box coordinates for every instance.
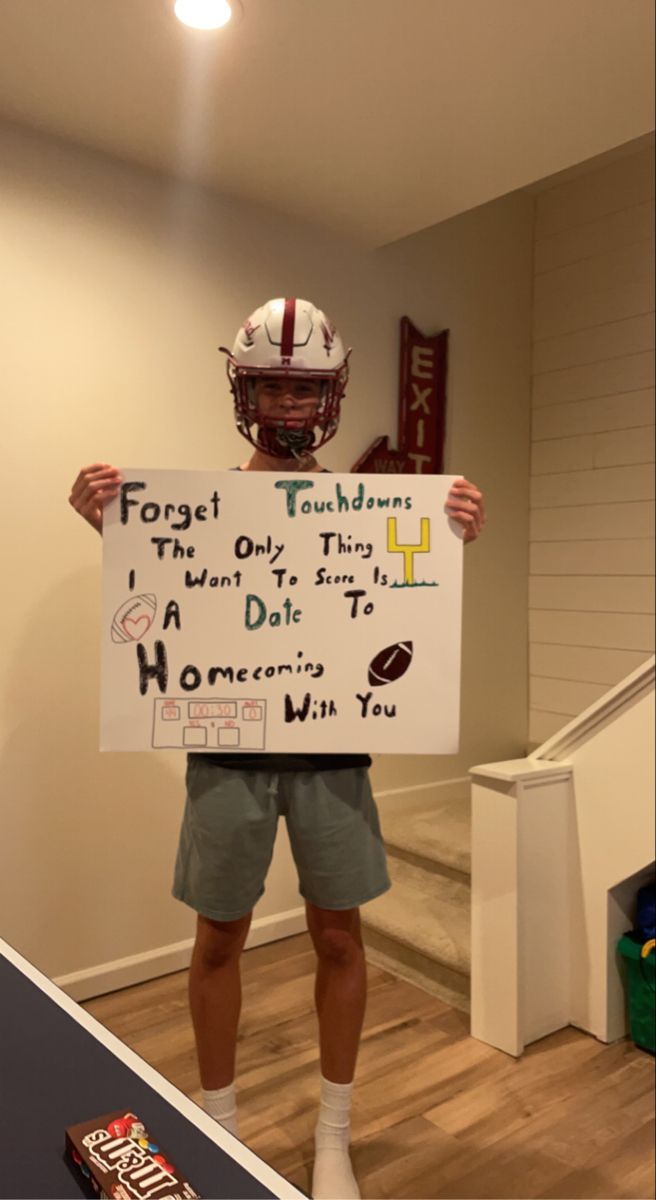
[469,759,574,1057]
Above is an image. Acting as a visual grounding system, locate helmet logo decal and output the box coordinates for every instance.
[321,321,336,356]
[242,320,260,348]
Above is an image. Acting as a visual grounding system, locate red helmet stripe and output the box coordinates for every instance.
[280,297,296,359]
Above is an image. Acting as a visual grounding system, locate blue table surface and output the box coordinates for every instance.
[0,955,282,1199]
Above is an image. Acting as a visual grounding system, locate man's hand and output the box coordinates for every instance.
[69,463,122,535]
[445,477,486,544]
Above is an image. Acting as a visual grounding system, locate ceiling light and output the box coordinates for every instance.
[174,0,233,30]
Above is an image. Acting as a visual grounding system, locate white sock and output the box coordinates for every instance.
[312,1076,360,1200]
[202,1083,239,1137]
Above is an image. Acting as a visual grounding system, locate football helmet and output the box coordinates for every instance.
[221,297,350,458]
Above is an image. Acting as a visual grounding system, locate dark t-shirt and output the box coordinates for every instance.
[188,466,371,772]
[192,752,372,771]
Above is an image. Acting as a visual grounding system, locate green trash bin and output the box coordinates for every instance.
[618,932,655,1054]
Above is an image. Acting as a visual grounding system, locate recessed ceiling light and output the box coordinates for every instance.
[174,0,233,30]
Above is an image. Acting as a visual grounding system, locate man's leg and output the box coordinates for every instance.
[188,911,252,1132]
[306,903,367,1082]
[306,902,365,1200]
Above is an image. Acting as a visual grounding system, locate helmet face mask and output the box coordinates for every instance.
[222,298,350,459]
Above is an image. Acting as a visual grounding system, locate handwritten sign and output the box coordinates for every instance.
[101,471,463,754]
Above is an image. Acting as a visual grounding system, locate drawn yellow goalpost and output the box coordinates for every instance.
[386,517,431,586]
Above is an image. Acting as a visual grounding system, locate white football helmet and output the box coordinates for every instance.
[221,297,350,458]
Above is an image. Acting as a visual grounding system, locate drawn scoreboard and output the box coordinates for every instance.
[152,698,267,750]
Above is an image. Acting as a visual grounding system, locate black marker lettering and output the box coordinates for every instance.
[120,481,147,525]
[137,640,168,695]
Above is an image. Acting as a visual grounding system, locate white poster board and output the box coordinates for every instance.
[101,470,463,754]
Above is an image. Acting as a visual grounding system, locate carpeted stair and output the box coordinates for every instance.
[362,785,472,1011]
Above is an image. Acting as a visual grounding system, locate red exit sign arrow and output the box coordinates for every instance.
[353,317,448,474]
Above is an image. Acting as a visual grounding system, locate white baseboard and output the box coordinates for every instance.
[373,775,470,812]
[55,907,308,1002]
[244,907,308,951]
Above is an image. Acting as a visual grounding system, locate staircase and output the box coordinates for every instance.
[362,783,472,1012]
[470,656,655,1054]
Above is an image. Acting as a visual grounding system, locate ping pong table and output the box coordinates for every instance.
[0,937,306,1199]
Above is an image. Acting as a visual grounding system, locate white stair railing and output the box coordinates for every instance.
[470,657,655,1056]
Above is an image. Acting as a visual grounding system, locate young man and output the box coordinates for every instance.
[69,297,486,1200]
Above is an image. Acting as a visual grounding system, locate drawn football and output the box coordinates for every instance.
[367,641,413,687]
[111,594,157,644]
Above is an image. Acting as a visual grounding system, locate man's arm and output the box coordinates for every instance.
[69,463,122,534]
[445,477,486,544]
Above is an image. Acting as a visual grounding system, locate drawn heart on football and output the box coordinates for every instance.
[122,615,152,640]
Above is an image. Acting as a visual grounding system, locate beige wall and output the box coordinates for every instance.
[0,122,533,983]
[529,145,655,745]
[375,193,535,794]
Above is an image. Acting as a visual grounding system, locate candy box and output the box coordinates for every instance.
[65,1110,200,1199]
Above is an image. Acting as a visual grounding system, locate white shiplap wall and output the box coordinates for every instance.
[529,147,655,745]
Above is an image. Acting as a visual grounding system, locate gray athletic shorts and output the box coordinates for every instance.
[172,759,391,921]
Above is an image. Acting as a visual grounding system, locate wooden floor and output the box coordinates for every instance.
[84,933,655,1200]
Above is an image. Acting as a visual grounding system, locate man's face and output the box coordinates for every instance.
[253,376,321,428]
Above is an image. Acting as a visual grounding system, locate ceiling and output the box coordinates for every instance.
[0,0,653,247]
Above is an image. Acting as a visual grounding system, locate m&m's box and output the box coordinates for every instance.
[65,1110,200,1199]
